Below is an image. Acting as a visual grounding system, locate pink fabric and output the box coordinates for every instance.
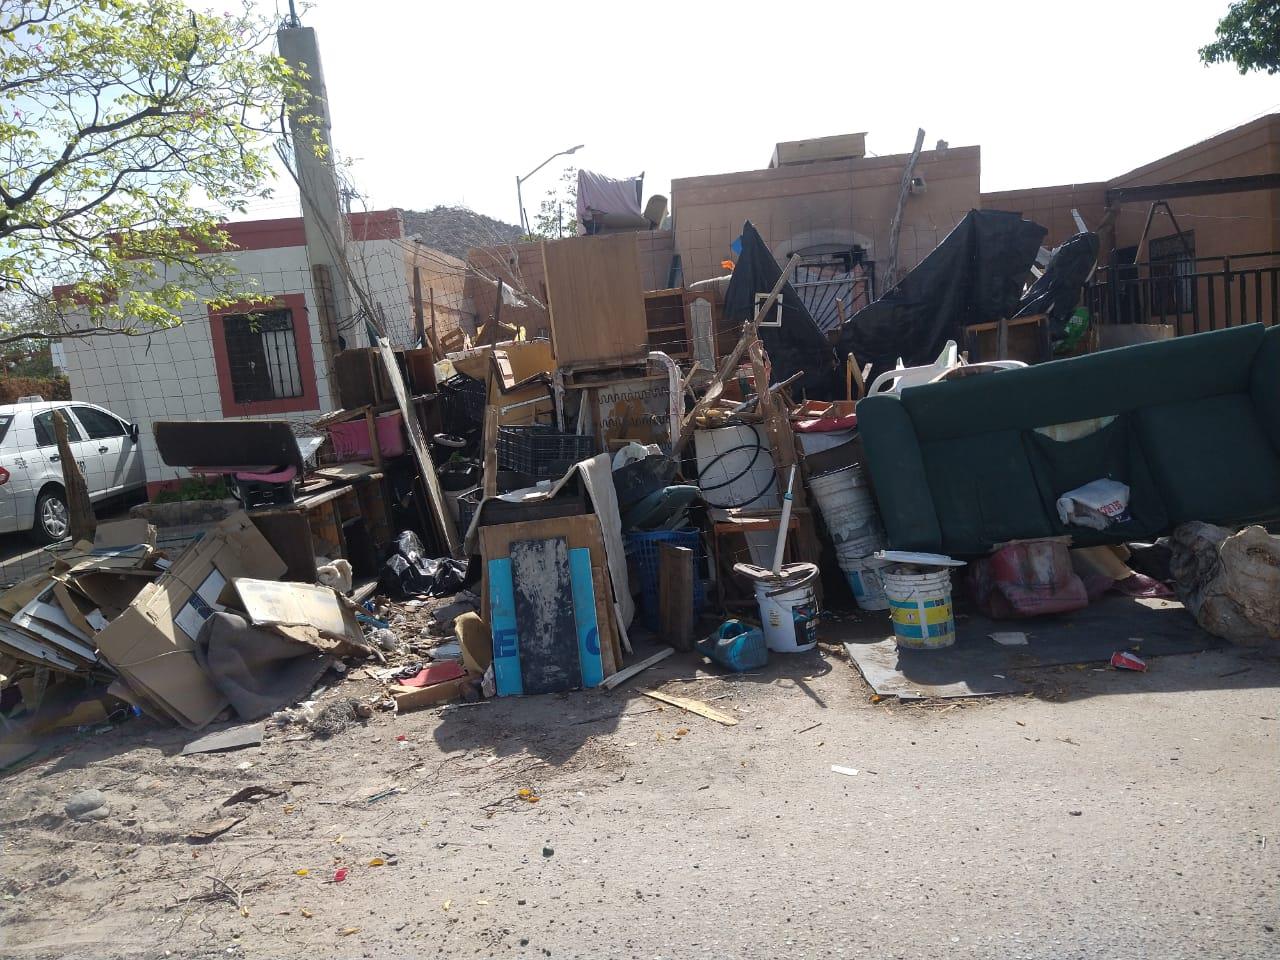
[328,411,405,461]
[234,465,297,483]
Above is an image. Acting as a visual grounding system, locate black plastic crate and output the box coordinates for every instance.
[438,374,486,432]
[497,425,597,480]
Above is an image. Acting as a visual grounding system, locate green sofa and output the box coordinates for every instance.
[857,323,1280,556]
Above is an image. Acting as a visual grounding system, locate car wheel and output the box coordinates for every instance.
[32,488,70,544]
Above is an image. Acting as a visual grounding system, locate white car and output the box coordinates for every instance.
[0,401,146,543]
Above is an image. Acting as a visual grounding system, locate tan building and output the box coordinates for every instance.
[983,114,1280,335]
[670,135,982,301]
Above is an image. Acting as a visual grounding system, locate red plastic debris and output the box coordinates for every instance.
[1110,651,1147,672]
[395,734,407,742]
[333,867,348,883]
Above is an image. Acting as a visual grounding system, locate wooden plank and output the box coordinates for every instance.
[642,689,738,726]
[658,543,694,652]
[883,126,925,290]
[249,511,317,583]
[510,538,581,695]
[488,558,522,696]
[543,233,648,368]
[478,514,620,666]
[375,336,460,558]
[314,463,381,481]
[364,405,383,470]
[482,405,499,499]
[600,647,673,691]
[569,548,604,688]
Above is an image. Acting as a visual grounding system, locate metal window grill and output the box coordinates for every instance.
[1149,232,1196,316]
[792,253,875,332]
[223,309,303,403]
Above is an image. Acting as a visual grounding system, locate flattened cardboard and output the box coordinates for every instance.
[95,512,287,730]
[229,578,356,639]
[0,574,54,618]
[62,570,157,621]
[93,518,156,550]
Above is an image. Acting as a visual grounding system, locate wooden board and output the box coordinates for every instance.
[642,689,738,725]
[488,558,522,696]
[249,511,317,583]
[376,336,460,558]
[510,538,581,695]
[479,514,619,676]
[658,543,694,651]
[568,548,604,688]
[543,233,648,368]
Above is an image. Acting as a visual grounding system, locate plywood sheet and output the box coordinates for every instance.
[510,537,580,695]
[479,514,619,675]
[543,233,648,368]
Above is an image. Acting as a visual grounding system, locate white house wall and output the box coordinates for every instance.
[61,237,415,491]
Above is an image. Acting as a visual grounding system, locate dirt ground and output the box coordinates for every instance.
[1,621,1277,960]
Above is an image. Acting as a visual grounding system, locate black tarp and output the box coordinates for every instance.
[1014,231,1099,339]
[723,221,838,399]
[837,209,1047,376]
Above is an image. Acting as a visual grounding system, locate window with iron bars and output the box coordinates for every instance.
[221,309,304,404]
[1149,232,1195,316]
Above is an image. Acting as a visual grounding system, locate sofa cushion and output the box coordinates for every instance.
[919,430,1054,554]
[1136,393,1280,525]
[1022,414,1169,542]
[902,324,1265,443]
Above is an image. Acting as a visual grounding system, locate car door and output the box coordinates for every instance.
[31,407,95,495]
[69,405,133,497]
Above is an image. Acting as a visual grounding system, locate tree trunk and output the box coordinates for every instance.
[52,409,95,543]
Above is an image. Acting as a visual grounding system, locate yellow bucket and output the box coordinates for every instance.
[883,569,955,650]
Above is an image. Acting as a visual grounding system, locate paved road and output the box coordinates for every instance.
[1,633,1276,959]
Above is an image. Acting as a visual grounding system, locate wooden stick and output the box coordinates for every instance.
[642,689,738,726]
[412,265,425,347]
[673,254,800,455]
[601,647,673,690]
[482,405,499,500]
[885,129,926,291]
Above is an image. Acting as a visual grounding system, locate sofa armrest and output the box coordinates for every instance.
[1250,325,1280,452]
[856,394,942,552]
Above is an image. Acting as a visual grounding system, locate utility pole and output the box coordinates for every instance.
[277,19,358,351]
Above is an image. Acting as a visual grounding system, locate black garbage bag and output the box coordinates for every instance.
[1014,231,1099,340]
[380,530,469,600]
[837,209,1046,378]
[723,221,839,400]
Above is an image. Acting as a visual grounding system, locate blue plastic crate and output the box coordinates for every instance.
[625,529,707,629]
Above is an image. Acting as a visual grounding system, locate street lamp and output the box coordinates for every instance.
[516,144,584,238]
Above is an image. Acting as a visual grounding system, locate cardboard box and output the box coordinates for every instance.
[95,512,287,729]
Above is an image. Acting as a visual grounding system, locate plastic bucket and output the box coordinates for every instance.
[753,578,819,653]
[882,569,955,649]
[809,466,884,545]
[835,530,886,562]
[841,558,889,611]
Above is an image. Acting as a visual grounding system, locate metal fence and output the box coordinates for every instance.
[1087,251,1280,335]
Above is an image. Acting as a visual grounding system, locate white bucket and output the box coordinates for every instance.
[840,558,889,611]
[753,577,819,653]
[882,568,955,650]
[809,466,885,545]
[835,530,886,561]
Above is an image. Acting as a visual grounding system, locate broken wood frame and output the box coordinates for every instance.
[673,254,801,455]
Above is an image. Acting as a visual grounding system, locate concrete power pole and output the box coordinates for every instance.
[276,21,359,350]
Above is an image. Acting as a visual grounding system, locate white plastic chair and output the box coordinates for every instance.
[867,340,961,396]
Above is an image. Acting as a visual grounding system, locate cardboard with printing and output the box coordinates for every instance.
[95,512,287,729]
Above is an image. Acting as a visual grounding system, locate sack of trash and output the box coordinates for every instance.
[1169,522,1280,645]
